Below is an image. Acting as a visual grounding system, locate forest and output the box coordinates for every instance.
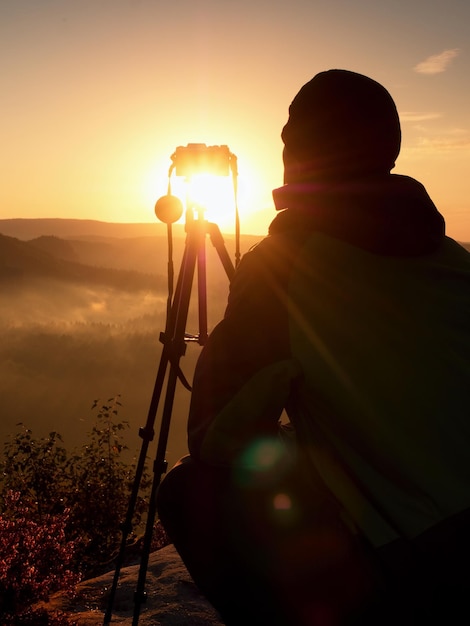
[0,219,259,470]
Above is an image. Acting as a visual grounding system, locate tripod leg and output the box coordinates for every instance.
[197,234,208,345]
[104,225,200,624]
[131,223,201,624]
[207,221,235,282]
[103,343,172,625]
[132,361,182,624]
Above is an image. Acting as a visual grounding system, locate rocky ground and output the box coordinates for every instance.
[42,544,225,626]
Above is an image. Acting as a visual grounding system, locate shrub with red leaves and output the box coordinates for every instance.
[0,491,80,620]
[0,396,153,622]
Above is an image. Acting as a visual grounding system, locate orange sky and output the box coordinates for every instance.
[1,0,470,240]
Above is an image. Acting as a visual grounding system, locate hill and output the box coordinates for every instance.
[0,217,260,282]
[0,217,261,254]
[0,218,179,241]
[0,233,163,291]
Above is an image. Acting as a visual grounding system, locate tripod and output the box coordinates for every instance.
[103,210,235,625]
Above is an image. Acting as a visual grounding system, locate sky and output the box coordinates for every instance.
[1,0,470,240]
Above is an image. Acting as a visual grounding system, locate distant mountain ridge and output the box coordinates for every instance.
[1,220,466,288]
[0,218,182,241]
[1,217,467,248]
[0,233,165,291]
[0,218,261,284]
[0,218,262,295]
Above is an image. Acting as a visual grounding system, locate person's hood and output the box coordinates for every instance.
[270,174,445,257]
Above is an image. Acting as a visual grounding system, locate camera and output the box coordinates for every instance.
[171,143,231,177]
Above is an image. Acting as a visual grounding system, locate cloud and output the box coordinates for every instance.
[400,112,442,122]
[414,49,460,74]
[417,135,470,151]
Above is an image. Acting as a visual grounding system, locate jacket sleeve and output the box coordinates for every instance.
[187,237,301,467]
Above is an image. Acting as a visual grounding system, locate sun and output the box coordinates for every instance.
[183,173,239,229]
[161,168,265,234]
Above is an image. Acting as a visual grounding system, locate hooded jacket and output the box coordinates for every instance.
[187,174,470,549]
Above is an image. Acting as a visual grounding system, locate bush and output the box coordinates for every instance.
[0,491,80,621]
[1,427,68,520]
[0,396,157,621]
[64,396,151,573]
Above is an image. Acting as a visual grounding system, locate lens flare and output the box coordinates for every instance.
[273,493,292,511]
[239,437,287,472]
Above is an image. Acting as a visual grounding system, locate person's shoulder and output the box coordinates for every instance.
[440,237,470,261]
[240,228,309,267]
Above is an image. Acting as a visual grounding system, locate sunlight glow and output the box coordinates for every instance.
[185,173,238,225]
[155,168,267,233]
[140,147,275,235]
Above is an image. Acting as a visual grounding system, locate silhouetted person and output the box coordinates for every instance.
[157,69,470,625]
